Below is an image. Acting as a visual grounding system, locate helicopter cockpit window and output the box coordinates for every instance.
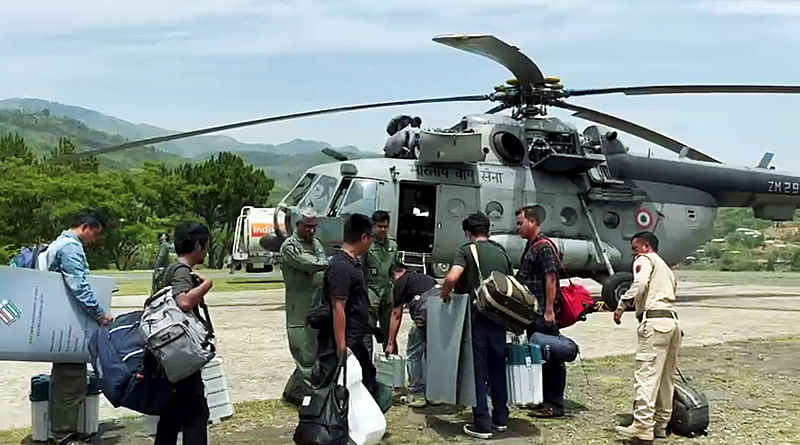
[284,173,317,206]
[335,179,378,216]
[298,175,337,214]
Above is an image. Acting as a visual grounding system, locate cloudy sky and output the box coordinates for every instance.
[2,0,800,167]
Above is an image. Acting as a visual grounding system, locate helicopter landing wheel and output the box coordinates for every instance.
[601,272,633,310]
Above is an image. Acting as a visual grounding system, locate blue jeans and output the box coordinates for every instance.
[406,325,426,395]
[471,313,509,431]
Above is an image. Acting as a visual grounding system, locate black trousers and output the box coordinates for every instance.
[472,313,509,430]
[155,371,209,445]
[528,317,567,408]
[315,335,378,397]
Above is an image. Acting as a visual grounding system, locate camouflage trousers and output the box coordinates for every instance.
[283,324,318,404]
[365,286,393,358]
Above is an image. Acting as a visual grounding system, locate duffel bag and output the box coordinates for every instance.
[532,238,595,328]
[469,244,538,335]
[528,332,579,362]
[88,311,173,415]
[670,370,709,437]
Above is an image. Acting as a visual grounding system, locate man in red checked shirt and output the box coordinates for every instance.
[515,206,566,418]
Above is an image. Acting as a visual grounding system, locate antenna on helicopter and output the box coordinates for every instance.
[321,147,349,162]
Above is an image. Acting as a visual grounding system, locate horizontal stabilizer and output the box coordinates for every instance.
[757,152,775,169]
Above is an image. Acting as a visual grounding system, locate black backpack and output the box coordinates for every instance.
[669,370,709,437]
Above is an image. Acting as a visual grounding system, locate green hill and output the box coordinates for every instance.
[0,106,380,191]
[0,109,185,169]
[0,98,365,158]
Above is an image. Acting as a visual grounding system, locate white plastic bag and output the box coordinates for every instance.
[343,355,386,445]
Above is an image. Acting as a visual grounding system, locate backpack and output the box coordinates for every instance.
[531,238,595,329]
[9,244,49,269]
[141,265,216,383]
[9,246,34,268]
[88,311,173,415]
[669,370,709,436]
[469,243,539,335]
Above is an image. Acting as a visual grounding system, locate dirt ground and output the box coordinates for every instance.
[3,336,799,444]
[2,270,800,443]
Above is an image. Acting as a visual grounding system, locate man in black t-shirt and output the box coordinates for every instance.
[384,263,437,407]
[318,213,378,396]
[154,222,213,445]
[440,213,512,440]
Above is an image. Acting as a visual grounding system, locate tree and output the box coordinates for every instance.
[175,152,274,268]
[0,133,33,163]
[0,133,276,270]
[49,137,99,173]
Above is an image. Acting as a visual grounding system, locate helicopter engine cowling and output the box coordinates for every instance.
[434,114,527,165]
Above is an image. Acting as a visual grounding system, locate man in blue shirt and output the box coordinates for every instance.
[39,210,113,444]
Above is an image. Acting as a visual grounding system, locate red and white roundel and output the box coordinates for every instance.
[636,208,653,229]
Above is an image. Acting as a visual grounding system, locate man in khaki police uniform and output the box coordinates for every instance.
[279,208,328,405]
[614,231,681,442]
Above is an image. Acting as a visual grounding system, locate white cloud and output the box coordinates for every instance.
[693,0,800,16]
[0,0,620,56]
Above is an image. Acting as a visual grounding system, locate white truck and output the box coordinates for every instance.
[230,206,281,273]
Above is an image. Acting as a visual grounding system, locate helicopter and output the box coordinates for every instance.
[65,34,800,308]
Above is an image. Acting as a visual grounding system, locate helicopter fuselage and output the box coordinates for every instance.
[262,114,800,300]
[270,155,709,277]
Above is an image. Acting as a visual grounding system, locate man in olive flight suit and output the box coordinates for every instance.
[279,208,328,405]
[363,210,398,357]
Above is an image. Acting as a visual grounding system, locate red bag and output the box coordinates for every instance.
[532,238,595,328]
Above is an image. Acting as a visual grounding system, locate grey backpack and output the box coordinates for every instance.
[140,285,216,383]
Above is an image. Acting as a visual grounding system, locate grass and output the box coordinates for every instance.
[4,336,798,444]
[89,269,286,296]
[112,278,285,297]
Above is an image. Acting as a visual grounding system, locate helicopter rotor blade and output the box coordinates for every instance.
[565,84,800,97]
[433,34,545,87]
[553,101,722,163]
[485,103,510,114]
[52,94,489,160]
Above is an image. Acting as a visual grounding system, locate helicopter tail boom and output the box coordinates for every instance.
[609,153,800,220]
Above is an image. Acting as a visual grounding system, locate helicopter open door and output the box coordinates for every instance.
[433,184,480,263]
